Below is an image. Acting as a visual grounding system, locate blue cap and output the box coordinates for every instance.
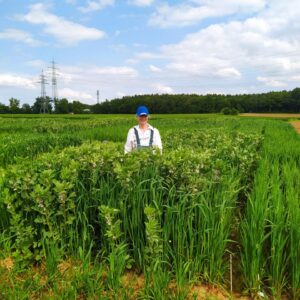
[136,105,149,116]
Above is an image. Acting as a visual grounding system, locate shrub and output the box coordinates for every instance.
[221,107,239,115]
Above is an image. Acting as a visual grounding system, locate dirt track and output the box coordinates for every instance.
[240,113,300,118]
[290,121,300,134]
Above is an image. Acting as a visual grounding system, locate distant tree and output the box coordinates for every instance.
[54,98,69,114]
[291,88,300,112]
[68,101,73,113]
[221,107,239,115]
[291,87,300,100]
[0,103,9,113]
[2,88,300,114]
[21,103,32,114]
[72,100,87,114]
[9,97,21,113]
[32,97,52,114]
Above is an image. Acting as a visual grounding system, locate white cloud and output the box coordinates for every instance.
[116,91,126,98]
[216,67,241,78]
[149,65,162,72]
[58,71,75,83]
[257,76,286,87]
[43,64,141,103]
[153,84,173,94]
[128,0,155,7]
[6,1,300,103]
[135,51,162,60]
[120,0,299,95]
[145,2,300,84]
[17,3,105,45]
[78,0,114,13]
[0,74,36,89]
[149,0,266,28]
[0,28,42,46]
[92,66,138,77]
[59,88,94,102]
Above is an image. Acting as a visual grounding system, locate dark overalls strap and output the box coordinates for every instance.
[149,129,154,146]
[133,127,141,146]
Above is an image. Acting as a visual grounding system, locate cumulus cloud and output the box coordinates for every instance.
[149,65,162,72]
[149,0,266,28]
[7,1,300,102]
[135,52,162,60]
[0,74,36,89]
[17,3,105,45]
[0,28,42,46]
[59,88,94,102]
[78,0,114,13]
[153,84,173,94]
[257,76,286,87]
[43,64,141,103]
[92,66,138,77]
[216,67,241,78]
[116,91,126,98]
[131,0,300,92]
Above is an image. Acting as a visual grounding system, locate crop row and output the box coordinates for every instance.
[0,115,265,168]
[241,121,300,299]
[3,115,299,299]
[0,129,261,296]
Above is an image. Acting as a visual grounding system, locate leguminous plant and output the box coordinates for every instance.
[0,114,299,299]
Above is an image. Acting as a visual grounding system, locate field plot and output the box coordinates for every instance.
[290,121,300,134]
[240,113,300,118]
[0,114,300,299]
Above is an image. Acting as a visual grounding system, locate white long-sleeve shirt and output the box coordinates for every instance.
[124,124,162,154]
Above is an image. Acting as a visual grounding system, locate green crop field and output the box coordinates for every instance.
[0,114,300,299]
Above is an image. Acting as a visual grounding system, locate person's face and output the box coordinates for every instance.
[137,114,148,125]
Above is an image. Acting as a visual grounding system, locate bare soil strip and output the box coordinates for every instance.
[240,113,300,118]
[290,121,300,134]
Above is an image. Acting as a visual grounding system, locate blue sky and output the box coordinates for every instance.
[1,0,300,105]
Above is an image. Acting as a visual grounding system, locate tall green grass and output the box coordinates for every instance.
[241,120,300,299]
[2,114,285,299]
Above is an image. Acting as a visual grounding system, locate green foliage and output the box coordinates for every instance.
[221,107,239,115]
[2,86,300,115]
[9,98,21,113]
[240,120,300,298]
[0,124,261,271]
[54,98,69,114]
[99,205,132,290]
[32,97,53,113]
[91,88,300,114]
[2,114,300,298]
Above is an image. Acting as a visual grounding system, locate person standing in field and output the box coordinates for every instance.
[124,105,162,154]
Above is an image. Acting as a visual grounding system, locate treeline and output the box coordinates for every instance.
[92,88,300,114]
[0,97,91,114]
[1,88,300,114]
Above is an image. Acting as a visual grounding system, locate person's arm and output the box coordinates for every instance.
[153,128,162,154]
[124,128,135,154]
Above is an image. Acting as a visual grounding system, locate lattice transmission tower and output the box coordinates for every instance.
[49,59,59,102]
[38,69,49,113]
